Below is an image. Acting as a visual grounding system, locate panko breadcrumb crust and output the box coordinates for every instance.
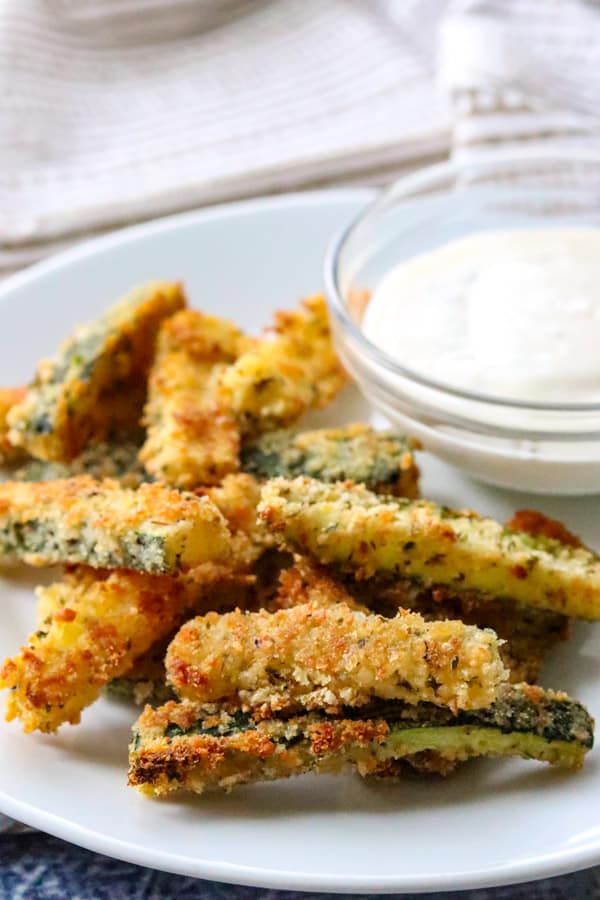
[140,309,250,487]
[259,477,600,620]
[221,296,346,435]
[0,476,232,572]
[166,601,507,714]
[8,281,185,461]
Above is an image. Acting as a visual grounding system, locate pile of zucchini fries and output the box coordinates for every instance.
[0,281,595,799]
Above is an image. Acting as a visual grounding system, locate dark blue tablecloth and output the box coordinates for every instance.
[2,833,599,900]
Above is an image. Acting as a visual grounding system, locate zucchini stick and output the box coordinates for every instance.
[2,555,268,732]
[0,477,231,572]
[259,478,600,620]
[241,424,419,497]
[140,310,249,487]
[1,568,193,732]
[8,282,185,461]
[221,296,346,435]
[166,602,507,713]
[128,685,594,796]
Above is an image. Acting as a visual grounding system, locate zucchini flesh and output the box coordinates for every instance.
[128,684,594,795]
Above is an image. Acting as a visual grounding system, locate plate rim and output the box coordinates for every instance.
[0,187,375,303]
[1,187,599,894]
[1,788,598,895]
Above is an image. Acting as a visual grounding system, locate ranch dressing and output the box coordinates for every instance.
[362,229,600,404]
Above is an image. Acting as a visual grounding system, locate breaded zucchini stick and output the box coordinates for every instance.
[140,310,249,487]
[166,602,507,713]
[8,282,185,461]
[0,568,195,732]
[15,441,146,488]
[241,424,420,497]
[259,478,600,620]
[128,684,594,796]
[0,477,231,573]
[0,387,27,465]
[221,296,346,435]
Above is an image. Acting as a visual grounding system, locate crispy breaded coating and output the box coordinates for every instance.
[241,424,420,497]
[268,557,366,612]
[0,476,231,573]
[198,473,273,572]
[128,685,594,796]
[166,602,507,714]
[104,561,284,707]
[0,387,27,465]
[8,282,185,462]
[506,509,585,549]
[3,551,276,732]
[346,575,569,685]
[259,478,600,620]
[16,441,146,488]
[0,568,194,732]
[140,310,250,487]
[221,296,346,435]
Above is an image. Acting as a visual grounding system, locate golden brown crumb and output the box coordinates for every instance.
[506,509,584,549]
[0,476,232,572]
[166,602,507,714]
[140,310,250,487]
[0,387,27,464]
[221,296,347,435]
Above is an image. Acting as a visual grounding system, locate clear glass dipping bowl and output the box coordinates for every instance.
[324,148,600,495]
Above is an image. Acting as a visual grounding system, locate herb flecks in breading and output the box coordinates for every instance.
[0,477,231,573]
[166,602,507,714]
[221,296,346,435]
[128,684,594,796]
[8,282,185,461]
[259,478,600,620]
[241,424,419,497]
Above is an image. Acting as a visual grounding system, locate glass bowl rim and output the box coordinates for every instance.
[324,146,600,414]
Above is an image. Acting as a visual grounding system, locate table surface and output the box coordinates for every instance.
[2,832,600,899]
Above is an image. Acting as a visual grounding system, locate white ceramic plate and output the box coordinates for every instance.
[1,190,600,895]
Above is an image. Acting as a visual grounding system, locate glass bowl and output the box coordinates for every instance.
[324,148,600,495]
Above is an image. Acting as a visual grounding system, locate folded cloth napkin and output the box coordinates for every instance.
[0,0,449,275]
[439,0,600,162]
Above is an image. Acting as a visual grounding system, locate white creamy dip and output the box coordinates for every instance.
[362,229,600,404]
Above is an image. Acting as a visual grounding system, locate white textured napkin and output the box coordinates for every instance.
[0,0,449,275]
[439,0,600,162]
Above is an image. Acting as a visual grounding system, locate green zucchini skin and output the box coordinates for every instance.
[241,425,419,497]
[129,684,594,795]
[7,282,185,462]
